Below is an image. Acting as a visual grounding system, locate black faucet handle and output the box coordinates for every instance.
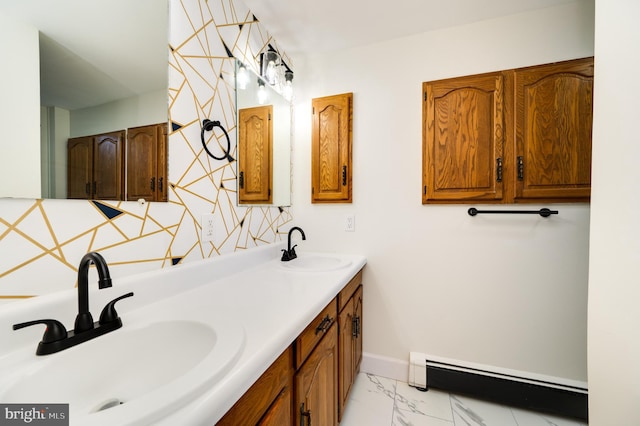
[281,249,291,261]
[289,244,298,260]
[13,319,68,343]
[99,292,134,325]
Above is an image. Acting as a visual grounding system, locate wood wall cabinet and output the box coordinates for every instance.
[126,123,168,202]
[238,105,273,204]
[67,131,124,200]
[311,93,353,203]
[514,57,593,202]
[422,57,593,204]
[422,72,505,203]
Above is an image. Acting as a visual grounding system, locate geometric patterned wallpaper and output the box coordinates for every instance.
[0,0,292,301]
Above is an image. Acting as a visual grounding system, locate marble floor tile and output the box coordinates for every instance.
[510,407,587,426]
[340,373,396,426]
[451,395,518,426]
[341,374,589,426]
[394,381,454,422]
[393,405,455,426]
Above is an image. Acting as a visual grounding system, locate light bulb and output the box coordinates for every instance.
[237,65,249,90]
[266,61,277,85]
[257,83,268,104]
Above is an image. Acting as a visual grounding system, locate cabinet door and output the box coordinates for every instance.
[311,93,353,203]
[94,132,124,200]
[257,386,292,426]
[67,136,93,199]
[295,324,338,426]
[157,124,168,202]
[127,124,167,201]
[239,105,273,204]
[338,297,355,419]
[353,285,363,373]
[217,348,293,426]
[423,72,505,203]
[514,57,593,201]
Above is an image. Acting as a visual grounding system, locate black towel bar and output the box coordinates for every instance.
[468,207,558,218]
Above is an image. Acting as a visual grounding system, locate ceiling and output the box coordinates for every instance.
[0,0,579,110]
[242,0,579,56]
[0,0,167,110]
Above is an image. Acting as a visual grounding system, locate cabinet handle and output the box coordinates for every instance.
[85,182,90,196]
[315,315,333,335]
[92,181,96,196]
[352,315,361,338]
[352,316,358,338]
[342,165,347,186]
[150,177,155,191]
[300,403,311,426]
[239,171,244,189]
[158,177,163,192]
[496,158,503,182]
[517,156,524,181]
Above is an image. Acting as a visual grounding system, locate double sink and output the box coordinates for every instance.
[0,247,357,425]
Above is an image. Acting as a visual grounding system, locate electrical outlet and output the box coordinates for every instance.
[345,215,355,232]
[202,214,215,242]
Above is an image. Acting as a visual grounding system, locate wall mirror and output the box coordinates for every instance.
[0,0,168,201]
[235,60,291,206]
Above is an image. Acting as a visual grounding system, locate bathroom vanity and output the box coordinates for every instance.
[0,242,366,425]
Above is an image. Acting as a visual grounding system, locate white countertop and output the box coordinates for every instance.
[0,242,366,425]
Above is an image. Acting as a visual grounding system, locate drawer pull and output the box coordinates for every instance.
[315,315,333,335]
[300,403,311,426]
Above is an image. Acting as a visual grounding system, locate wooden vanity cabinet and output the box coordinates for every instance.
[126,123,168,202]
[217,268,364,426]
[337,271,363,420]
[311,93,353,203]
[67,131,124,200]
[217,347,293,426]
[294,301,339,426]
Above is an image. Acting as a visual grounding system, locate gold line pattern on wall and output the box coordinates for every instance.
[0,0,292,299]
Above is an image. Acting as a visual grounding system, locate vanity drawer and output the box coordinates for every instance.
[295,299,337,369]
[338,270,363,312]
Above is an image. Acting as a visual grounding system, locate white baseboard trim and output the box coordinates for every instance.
[360,352,409,382]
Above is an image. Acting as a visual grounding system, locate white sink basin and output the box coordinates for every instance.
[0,320,245,425]
[279,254,352,272]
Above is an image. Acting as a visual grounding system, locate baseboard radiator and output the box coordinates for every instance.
[408,353,588,421]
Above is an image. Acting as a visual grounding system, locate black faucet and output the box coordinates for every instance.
[281,226,306,261]
[13,252,134,356]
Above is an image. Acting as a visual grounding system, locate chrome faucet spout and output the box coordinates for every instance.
[75,252,112,333]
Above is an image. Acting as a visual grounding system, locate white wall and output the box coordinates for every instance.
[588,0,640,423]
[0,13,41,199]
[70,89,168,137]
[291,1,594,382]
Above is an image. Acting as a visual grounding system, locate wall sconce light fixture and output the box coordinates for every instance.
[283,70,294,101]
[261,50,281,85]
